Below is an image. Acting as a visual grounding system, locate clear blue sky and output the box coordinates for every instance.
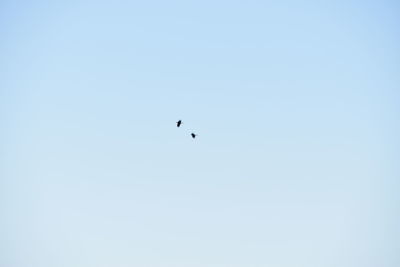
[1,1,399,266]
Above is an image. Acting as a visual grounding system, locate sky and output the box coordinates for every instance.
[1,0,399,266]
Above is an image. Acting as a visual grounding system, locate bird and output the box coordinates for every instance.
[191,133,197,139]
[176,120,182,127]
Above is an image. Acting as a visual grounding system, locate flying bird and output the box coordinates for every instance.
[191,133,197,139]
[176,120,182,127]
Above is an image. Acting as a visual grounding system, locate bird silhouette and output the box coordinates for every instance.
[191,133,197,139]
[176,120,182,127]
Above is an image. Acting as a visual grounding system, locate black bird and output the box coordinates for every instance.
[191,133,197,139]
[176,120,182,127]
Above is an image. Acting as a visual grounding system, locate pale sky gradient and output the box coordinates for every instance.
[1,1,400,267]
